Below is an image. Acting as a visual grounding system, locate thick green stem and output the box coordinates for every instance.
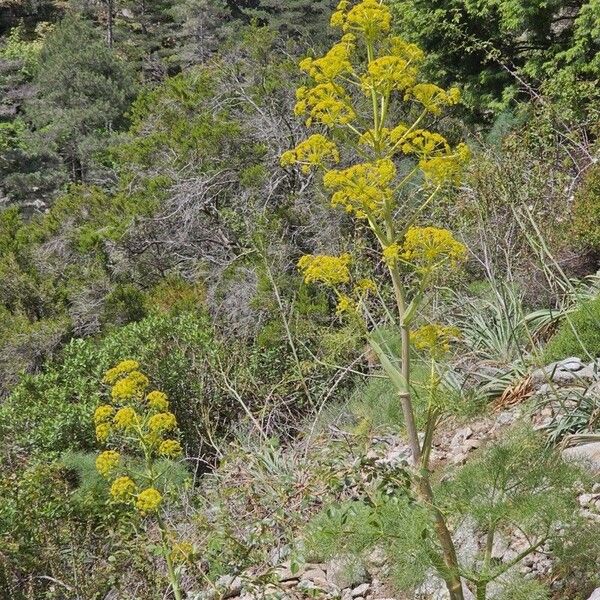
[417,477,465,600]
[388,265,421,463]
[476,582,487,600]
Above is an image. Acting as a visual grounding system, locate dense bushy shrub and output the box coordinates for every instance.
[0,311,219,458]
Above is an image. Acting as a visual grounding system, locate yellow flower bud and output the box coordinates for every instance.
[148,412,177,433]
[136,488,162,514]
[158,439,183,458]
[113,406,138,430]
[96,450,120,477]
[94,404,114,424]
[146,390,169,412]
[110,476,136,502]
[96,423,111,443]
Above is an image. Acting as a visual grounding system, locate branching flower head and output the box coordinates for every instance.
[136,488,162,514]
[159,439,183,458]
[401,226,467,275]
[324,159,396,218]
[96,450,120,477]
[170,541,195,564]
[111,370,149,403]
[281,134,340,174]
[110,476,137,502]
[361,55,417,95]
[419,143,470,186]
[96,423,111,442]
[405,83,460,115]
[332,0,392,39]
[295,83,357,127]
[146,390,169,412]
[148,412,178,434]
[103,359,140,385]
[298,253,352,286]
[94,404,114,425]
[113,406,138,430]
[411,324,461,359]
[336,293,357,315]
[299,41,354,83]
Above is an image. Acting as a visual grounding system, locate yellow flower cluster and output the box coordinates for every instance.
[299,41,354,83]
[336,293,357,315]
[361,56,417,95]
[148,412,177,433]
[411,324,461,358]
[406,83,460,115]
[110,476,136,502]
[420,143,471,186]
[401,227,467,272]
[331,0,392,39]
[103,359,140,385]
[355,278,377,293]
[94,404,114,425]
[298,253,352,286]
[96,450,120,477]
[324,159,396,218]
[295,83,356,127]
[114,406,138,430]
[96,423,111,442]
[136,488,162,514]
[111,370,149,403]
[389,36,424,64]
[399,130,470,186]
[147,390,169,412]
[95,362,184,517]
[280,134,340,174]
[170,541,195,564]
[400,130,450,157]
[382,242,401,266]
[159,439,183,458]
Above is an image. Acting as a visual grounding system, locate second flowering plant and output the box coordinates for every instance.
[94,359,188,600]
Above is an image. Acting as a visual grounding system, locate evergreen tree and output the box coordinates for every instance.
[231,0,336,41]
[24,15,135,183]
[390,0,600,118]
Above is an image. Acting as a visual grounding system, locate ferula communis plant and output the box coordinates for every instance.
[282,1,470,597]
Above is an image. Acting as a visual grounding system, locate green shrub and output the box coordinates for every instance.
[0,311,221,458]
[543,296,600,362]
[572,163,600,251]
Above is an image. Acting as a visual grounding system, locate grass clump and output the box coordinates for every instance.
[543,296,600,362]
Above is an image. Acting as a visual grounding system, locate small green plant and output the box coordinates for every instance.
[94,360,192,600]
[306,428,589,600]
[543,295,600,362]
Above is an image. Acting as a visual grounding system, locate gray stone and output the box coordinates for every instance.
[587,589,600,600]
[302,567,328,583]
[559,357,584,371]
[326,556,367,589]
[575,361,600,380]
[563,443,600,474]
[352,583,370,597]
[552,369,577,384]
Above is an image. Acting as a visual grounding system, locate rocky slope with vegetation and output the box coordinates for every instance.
[0,1,599,599]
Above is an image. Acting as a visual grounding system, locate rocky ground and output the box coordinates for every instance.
[192,356,600,600]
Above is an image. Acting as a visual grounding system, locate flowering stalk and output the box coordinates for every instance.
[94,360,189,600]
[282,1,470,598]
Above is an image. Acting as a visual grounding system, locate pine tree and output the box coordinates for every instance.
[24,15,135,182]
